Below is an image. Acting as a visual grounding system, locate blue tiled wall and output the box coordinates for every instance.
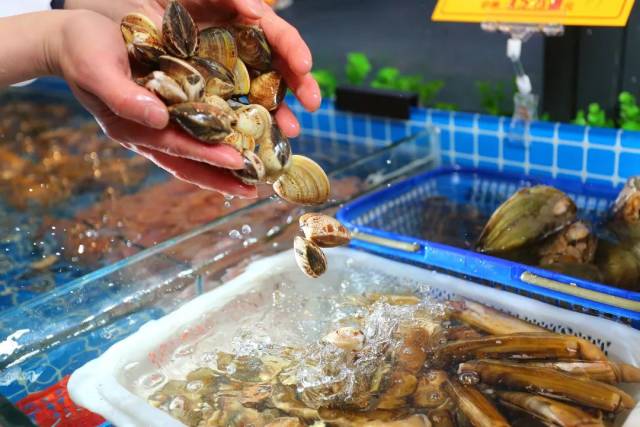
[289,96,640,187]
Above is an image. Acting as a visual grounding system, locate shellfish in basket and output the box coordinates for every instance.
[120,0,331,207]
[145,297,640,427]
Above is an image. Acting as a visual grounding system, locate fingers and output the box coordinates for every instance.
[273,57,321,112]
[226,0,265,20]
[260,7,312,76]
[102,116,244,169]
[274,103,300,138]
[127,145,258,198]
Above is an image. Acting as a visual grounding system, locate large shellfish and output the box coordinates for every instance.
[273,155,330,206]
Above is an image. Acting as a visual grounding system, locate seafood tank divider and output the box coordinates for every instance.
[0,130,436,408]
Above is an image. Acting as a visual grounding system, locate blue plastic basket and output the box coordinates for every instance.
[337,166,640,328]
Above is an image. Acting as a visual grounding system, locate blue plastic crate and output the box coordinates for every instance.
[337,166,640,328]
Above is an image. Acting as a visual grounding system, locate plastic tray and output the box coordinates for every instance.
[336,166,640,328]
[68,247,640,427]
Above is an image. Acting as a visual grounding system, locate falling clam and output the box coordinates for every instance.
[273,155,330,206]
[293,236,327,278]
[299,213,351,247]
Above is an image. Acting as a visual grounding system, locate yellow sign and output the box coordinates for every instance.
[432,0,635,27]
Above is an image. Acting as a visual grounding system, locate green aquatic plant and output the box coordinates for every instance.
[311,69,338,98]
[345,52,371,86]
[371,67,444,105]
[476,81,512,116]
[572,103,614,128]
[619,91,640,131]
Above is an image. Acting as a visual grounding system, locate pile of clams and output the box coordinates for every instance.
[146,297,640,426]
[475,178,640,291]
[121,0,329,205]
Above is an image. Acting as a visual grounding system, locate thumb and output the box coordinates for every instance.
[77,59,169,129]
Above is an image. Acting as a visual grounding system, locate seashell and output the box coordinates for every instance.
[539,220,597,266]
[273,155,330,205]
[476,185,577,253]
[322,327,364,352]
[249,71,287,111]
[231,25,272,71]
[234,104,271,139]
[258,125,292,183]
[188,57,235,98]
[232,150,265,184]
[202,94,234,114]
[299,213,351,248]
[223,131,255,152]
[136,71,187,105]
[121,13,165,65]
[162,0,198,58]
[197,27,237,70]
[168,102,235,142]
[293,236,327,278]
[158,55,205,101]
[232,58,251,95]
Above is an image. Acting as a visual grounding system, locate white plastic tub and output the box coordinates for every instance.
[69,248,640,427]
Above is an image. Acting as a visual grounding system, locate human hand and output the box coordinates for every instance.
[64,0,321,137]
[48,10,257,197]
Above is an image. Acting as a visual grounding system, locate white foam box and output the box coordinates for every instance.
[69,248,640,427]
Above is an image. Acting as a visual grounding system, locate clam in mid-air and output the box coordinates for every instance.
[293,213,352,278]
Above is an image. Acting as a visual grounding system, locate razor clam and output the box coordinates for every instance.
[317,408,409,427]
[197,27,237,70]
[233,58,251,95]
[136,71,187,105]
[168,102,235,142]
[188,57,235,98]
[518,360,640,384]
[361,414,431,427]
[447,299,547,335]
[232,149,266,184]
[299,213,352,248]
[158,55,205,101]
[444,378,510,427]
[231,24,272,71]
[539,220,597,266]
[457,360,636,412]
[293,236,327,278]
[234,104,271,139]
[249,71,287,111]
[433,332,607,366]
[411,370,449,409]
[258,125,292,183]
[273,155,331,205]
[496,392,605,427]
[476,186,577,253]
[162,0,198,58]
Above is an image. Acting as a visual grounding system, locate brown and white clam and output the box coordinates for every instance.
[162,0,198,58]
[136,71,187,105]
[121,13,165,65]
[232,150,266,185]
[158,55,205,101]
[197,27,237,70]
[188,57,235,98]
[249,71,287,111]
[273,155,330,205]
[168,102,235,142]
[299,213,351,248]
[232,59,251,96]
[257,125,292,183]
[234,104,272,139]
[231,25,272,71]
[293,236,327,278]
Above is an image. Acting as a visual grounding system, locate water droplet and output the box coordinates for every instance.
[224,201,231,208]
[226,363,237,375]
[386,159,392,164]
[429,391,441,401]
[228,229,242,239]
[241,224,252,234]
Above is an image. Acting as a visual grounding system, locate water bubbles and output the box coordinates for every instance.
[224,194,234,208]
[241,224,252,235]
[226,363,237,375]
[141,372,165,389]
[228,229,242,239]
[242,237,258,248]
[386,159,392,164]
[429,391,442,401]
[201,352,216,365]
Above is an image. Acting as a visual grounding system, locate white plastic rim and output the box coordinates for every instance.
[69,247,640,427]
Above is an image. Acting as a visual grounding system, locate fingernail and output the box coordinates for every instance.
[143,104,168,129]
[281,118,299,138]
[297,86,322,111]
[246,0,265,17]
